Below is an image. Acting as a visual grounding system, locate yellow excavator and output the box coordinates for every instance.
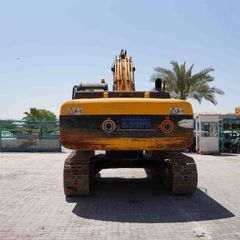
[60,50,197,196]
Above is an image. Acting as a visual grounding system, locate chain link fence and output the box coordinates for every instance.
[0,120,61,152]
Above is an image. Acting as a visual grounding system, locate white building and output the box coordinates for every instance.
[194,113,220,154]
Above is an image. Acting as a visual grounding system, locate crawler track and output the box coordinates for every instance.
[149,151,198,194]
[63,150,94,197]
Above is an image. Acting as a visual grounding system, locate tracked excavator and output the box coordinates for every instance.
[60,50,198,196]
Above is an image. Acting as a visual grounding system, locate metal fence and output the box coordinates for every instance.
[0,120,61,152]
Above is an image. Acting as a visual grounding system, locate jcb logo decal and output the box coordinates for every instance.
[170,107,184,115]
[67,107,82,115]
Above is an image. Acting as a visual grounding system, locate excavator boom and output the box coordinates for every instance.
[112,49,135,91]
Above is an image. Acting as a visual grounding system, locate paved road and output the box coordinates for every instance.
[0,151,240,240]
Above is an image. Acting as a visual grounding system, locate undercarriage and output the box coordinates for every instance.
[63,150,198,197]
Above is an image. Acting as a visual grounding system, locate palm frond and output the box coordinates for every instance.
[150,61,223,105]
[190,67,215,84]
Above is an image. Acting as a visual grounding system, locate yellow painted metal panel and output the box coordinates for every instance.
[60,98,193,116]
[235,107,240,117]
[60,135,193,151]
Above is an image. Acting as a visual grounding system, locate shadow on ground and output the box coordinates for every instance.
[69,177,234,223]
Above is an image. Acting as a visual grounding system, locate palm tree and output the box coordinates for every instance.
[151,61,224,104]
[23,108,40,121]
[23,108,57,121]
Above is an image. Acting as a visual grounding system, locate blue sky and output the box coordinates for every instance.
[0,0,239,119]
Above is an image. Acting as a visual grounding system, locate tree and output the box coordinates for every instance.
[23,108,57,121]
[151,61,224,104]
[22,108,58,134]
